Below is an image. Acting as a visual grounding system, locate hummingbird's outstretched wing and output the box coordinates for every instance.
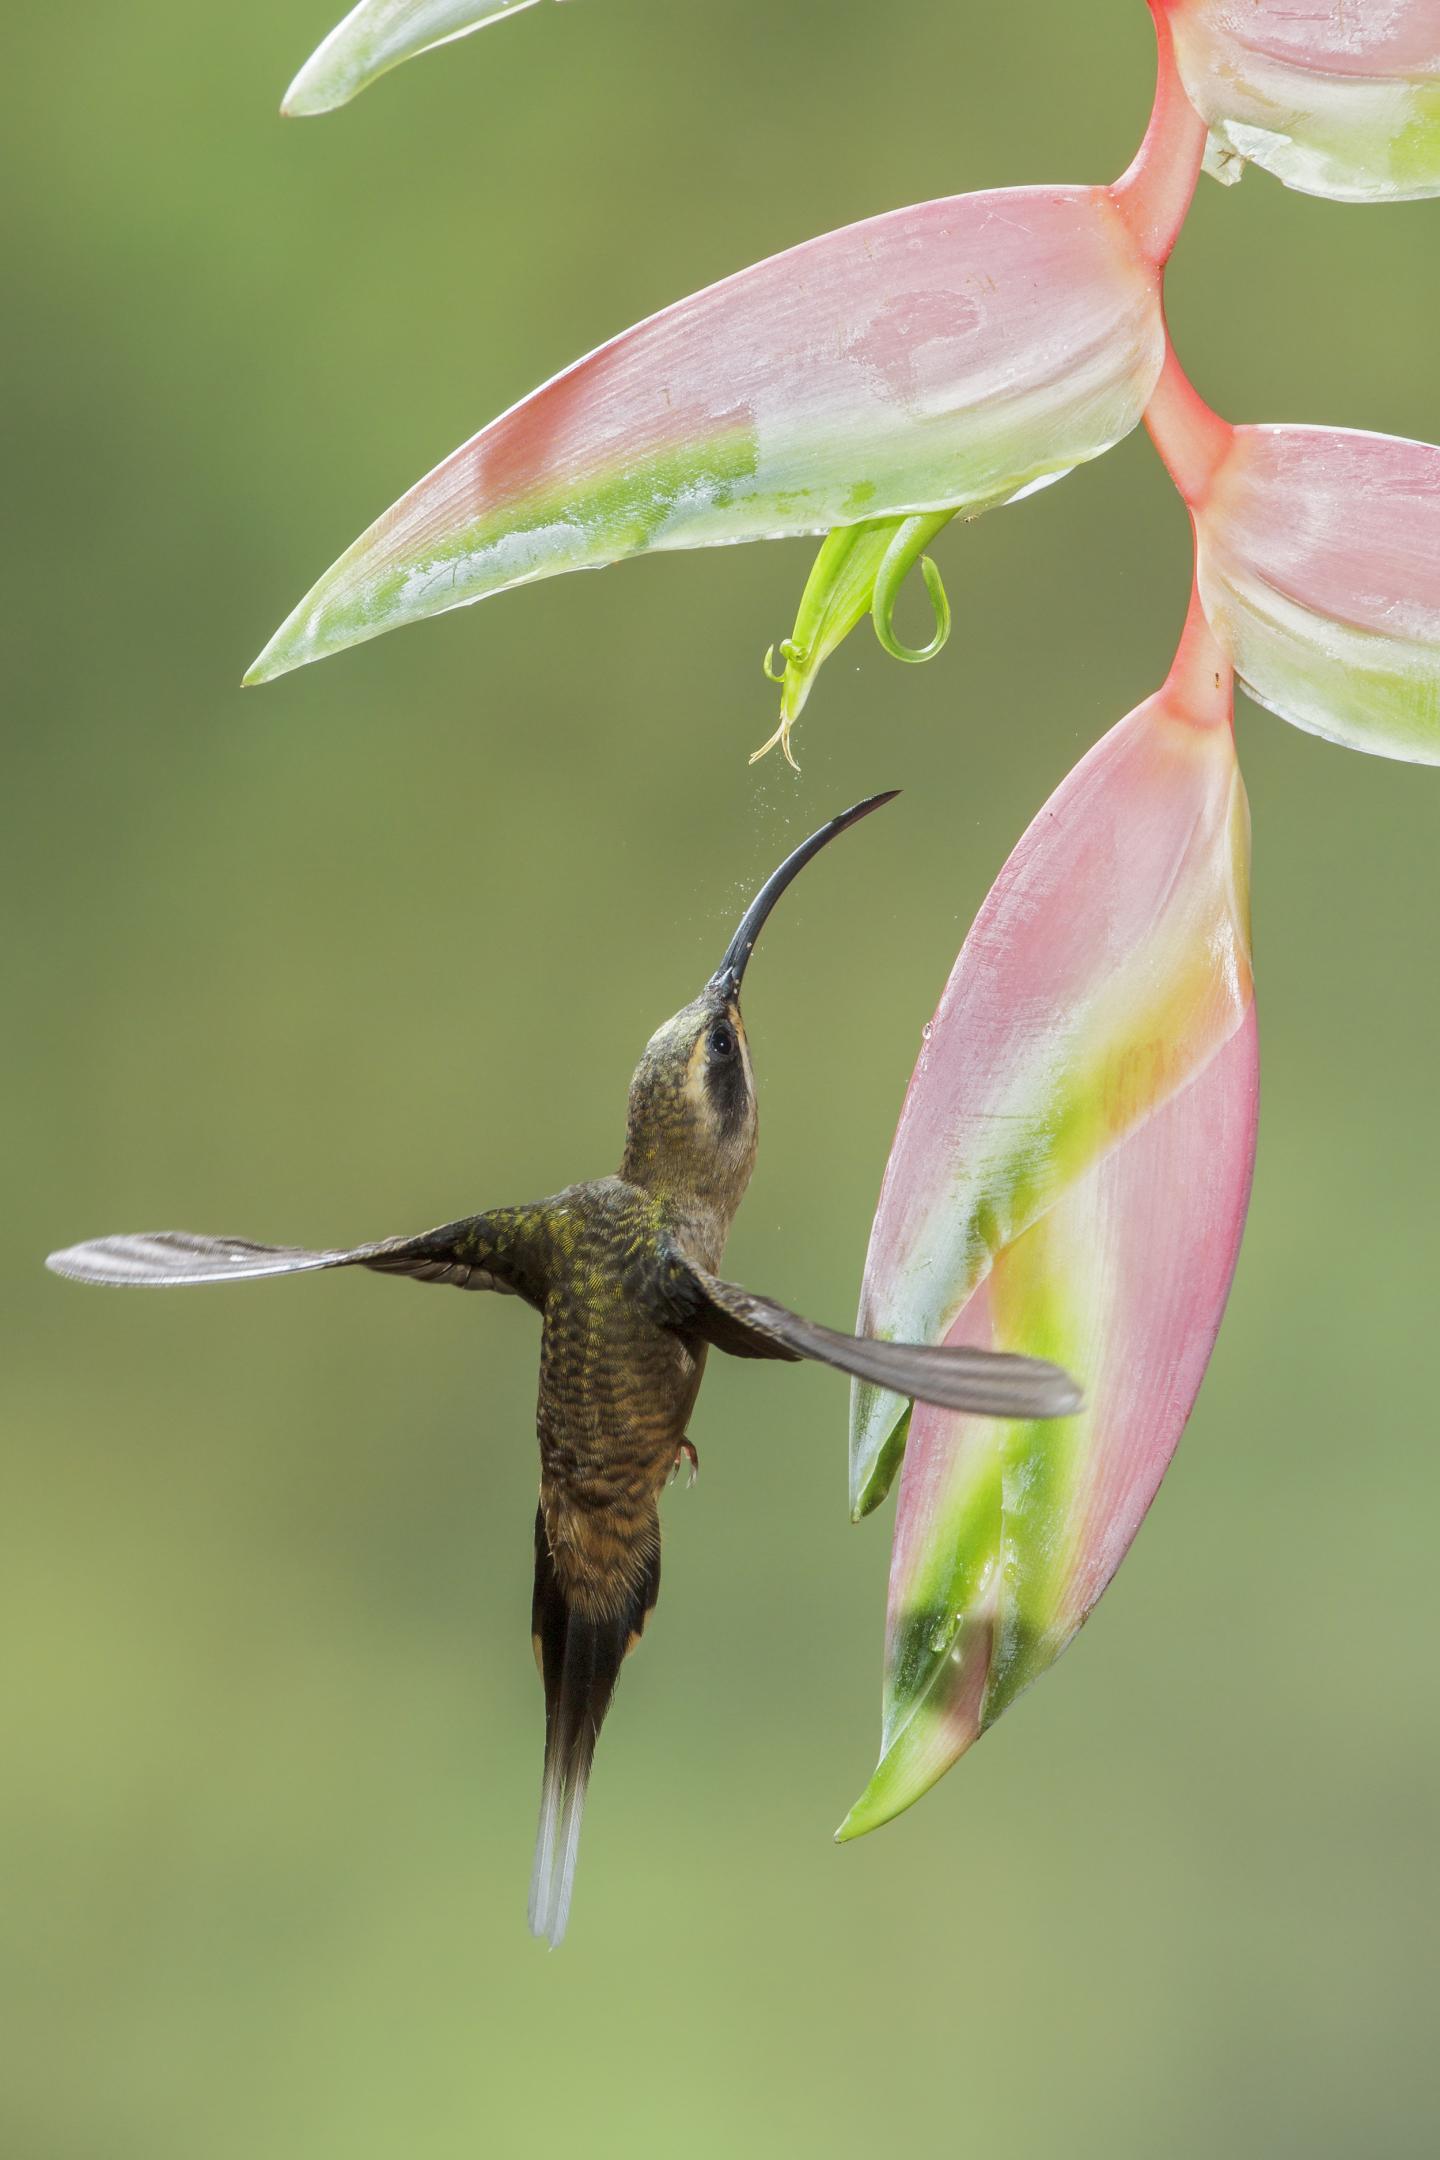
[46,1217,535,1298]
[675,1265,1083,1421]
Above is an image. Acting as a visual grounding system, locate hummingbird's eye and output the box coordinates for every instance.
[708,1024,736,1059]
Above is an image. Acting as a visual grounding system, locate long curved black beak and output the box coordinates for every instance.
[708,792,899,999]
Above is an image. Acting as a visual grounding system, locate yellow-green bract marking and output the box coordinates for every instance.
[247,428,760,683]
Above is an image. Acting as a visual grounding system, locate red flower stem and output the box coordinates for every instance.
[1164,571,1234,729]
[1111,1,1208,266]
[1144,335,1234,507]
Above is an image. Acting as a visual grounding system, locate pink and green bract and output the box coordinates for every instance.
[844,339,1440,1837]
[842,602,1256,1837]
[282,1,559,117]
[846,339,1440,1835]
[245,180,1174,718]
[1145,346,1440,764]
[1165,0,1440,202]
[1203,427,1440,760]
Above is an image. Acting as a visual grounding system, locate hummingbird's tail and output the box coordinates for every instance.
[528,1507,660,1949]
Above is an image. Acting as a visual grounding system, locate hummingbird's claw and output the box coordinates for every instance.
[669,1440,699,1488]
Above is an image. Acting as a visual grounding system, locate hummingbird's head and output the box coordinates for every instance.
[620,794,898,1243]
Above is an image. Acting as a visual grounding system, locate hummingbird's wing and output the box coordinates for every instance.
[676,1265,1082,1421]
[46,1217,530,1296]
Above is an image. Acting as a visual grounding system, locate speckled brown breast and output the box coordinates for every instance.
[532,1178,709,1622]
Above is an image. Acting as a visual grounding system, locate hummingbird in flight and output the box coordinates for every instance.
[47,794,1080,1946]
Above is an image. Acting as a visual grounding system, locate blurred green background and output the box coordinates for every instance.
[5,4,1437,2155]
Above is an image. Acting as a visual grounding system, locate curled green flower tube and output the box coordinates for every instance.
[751,512,958,767]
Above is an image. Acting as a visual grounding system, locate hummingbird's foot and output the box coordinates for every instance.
[669,1440,699,1488]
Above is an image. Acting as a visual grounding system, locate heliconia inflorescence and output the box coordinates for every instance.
[249,0,1440,1844]
[282,0,565,117]
[832,5,1439,1834]
[842,595,1257,1834]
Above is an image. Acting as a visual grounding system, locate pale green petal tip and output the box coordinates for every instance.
[241,642,277,688]
[833,1783,897,1845]
[848,1389,909,1522]
[243,612,311,687]
[280,18,376,117]
[835,1720,962,1843]
[280,70,354,120]
[244,561,387,685]
[281,2,549,119]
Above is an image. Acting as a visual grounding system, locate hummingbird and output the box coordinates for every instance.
[46,794,1080,1946]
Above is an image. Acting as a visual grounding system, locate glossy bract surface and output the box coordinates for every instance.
[283,0,552,116]
[247,188,1164,683]
[1168,0,1440,201]
[842,653,1256,1836]
[1199,426,1440,763]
